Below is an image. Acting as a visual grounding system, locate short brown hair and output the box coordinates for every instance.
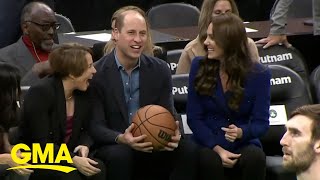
[104,6,154,56]
[290,104,320,142]
[49,43,92,78]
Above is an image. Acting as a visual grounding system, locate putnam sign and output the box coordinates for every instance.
[7,143,76,173]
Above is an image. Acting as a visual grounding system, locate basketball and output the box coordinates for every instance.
[132,105,177,151]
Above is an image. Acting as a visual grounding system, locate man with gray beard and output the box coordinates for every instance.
[0,2,57,86]
[280,104,320,180]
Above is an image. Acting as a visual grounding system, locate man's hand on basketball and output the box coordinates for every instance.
[118,124,153,153]
[163,121,181,151]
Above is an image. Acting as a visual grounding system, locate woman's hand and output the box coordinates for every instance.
[2,153,34,176]
[213,145,241,168]
[74,145,89,157]
[221,124,243,142]
[72,156,101,176]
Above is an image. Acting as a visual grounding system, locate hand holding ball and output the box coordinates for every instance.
[132,105,177,151]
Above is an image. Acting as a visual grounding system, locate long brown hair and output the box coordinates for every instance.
[194,13,251,111]
[0,63,21,151]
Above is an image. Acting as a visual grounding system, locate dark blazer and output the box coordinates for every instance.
[0,37,39,85]
[21,76,93,156]
[187,57,271,153]
[89,51,174,145]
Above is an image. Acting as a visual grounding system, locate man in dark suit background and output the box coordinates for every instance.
[0,0,55,49]
[0,2,57,86]
[89,6,198,180]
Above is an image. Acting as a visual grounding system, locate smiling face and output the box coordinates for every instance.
[73,53,96,91]
[114,11,147,63]
[280,115,316,173]
[22,4,56,52]
[212,0,232,17]
[204,23,224,60]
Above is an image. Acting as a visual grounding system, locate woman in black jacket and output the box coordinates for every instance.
[21,43,105,180]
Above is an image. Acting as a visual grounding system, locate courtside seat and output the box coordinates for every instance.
[147,3,200,29]
[257,45,314,102]
[167,49,183,75]
[55,13,75,34]
[310,65,320,103]
[171,74,189,114]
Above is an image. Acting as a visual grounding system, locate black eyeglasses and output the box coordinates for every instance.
[26,21,60,31]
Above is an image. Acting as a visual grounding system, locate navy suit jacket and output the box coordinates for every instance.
[89,51,174,145]
[187,57,271,153]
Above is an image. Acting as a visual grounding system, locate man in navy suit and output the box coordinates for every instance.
[89,6,198,180]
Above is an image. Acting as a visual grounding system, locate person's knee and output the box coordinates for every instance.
[96,144,133,164]
[240,146,266,166]
[199,148,223,168]
[91,159,106,180]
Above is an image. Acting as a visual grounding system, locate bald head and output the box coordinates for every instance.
[21,2,54,23]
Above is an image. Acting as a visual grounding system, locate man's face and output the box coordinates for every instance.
[280,115,316,173]
[114,11,147,62]
[23,6,57,52]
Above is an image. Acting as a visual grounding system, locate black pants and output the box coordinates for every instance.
[95,138,198,180]
[28,158,106,180]
[0,165,30,180]
[199,145,266,180]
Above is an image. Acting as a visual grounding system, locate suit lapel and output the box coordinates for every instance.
[105,54,129,125]
[139,56,151,107]
[215,75,233,117]
[16,38,36,76]
[69,92,83,147]
[54,78,67,140]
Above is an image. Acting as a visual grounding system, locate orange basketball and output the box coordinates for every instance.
[132,105,177,151]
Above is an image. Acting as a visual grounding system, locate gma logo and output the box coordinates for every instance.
[7,143,76,173]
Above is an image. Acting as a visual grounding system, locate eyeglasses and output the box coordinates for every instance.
[26,21,60,31]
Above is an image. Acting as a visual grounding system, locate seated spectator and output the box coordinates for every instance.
[104,6,154,56]
[176,0,259,74]
[280,104,320,180]
[0,2,57,86]
[0,63,33,179]
[20,43,106,180]
[90,6,198,180]
[187,13,271,180]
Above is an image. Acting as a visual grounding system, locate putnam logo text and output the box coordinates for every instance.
[7,143,76,173]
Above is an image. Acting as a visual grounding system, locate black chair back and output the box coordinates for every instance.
[55,13,75,34]
[147,3,200,29]
[167,49,183,74]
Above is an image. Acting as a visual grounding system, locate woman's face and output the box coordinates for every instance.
[73,53,96,91]
[212,0,232,17]
[204,23,224,60]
